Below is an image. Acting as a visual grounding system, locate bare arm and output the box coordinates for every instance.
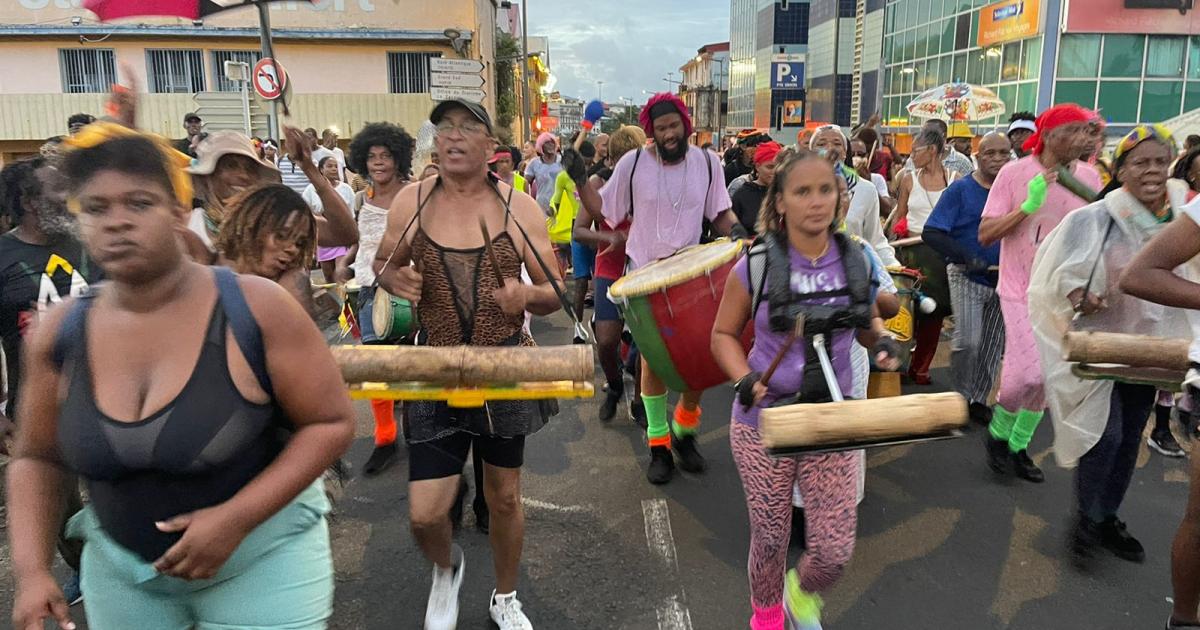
[510,190,564,316]
[977,209,1027,247]
[890,172,912,230]
[571,180,614,249]
[710,209,739,238]
[372,183,422,302]
[283,126,357,248]
[1119,217,1200,310]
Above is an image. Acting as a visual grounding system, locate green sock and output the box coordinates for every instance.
[642,393,670,445]
[1008,408,1044,453]
[988,405,1017,442]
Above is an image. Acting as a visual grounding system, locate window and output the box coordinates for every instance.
[1016,81,1037,113]
[1020,37,1041,81]
[1058,34,1100,78]
[938,53,953,83]
[1146,36,1186,78]
[954,13,970,51]
[1097,81,1139,122]
[211,50,261,92]
[1141,82,1183,121]
[941,18,955,54]
[998,84,1017,118]
[1100,34,1144,78]
[1001,42,1021,81]
[1187,82,1200,112]
[952,52,967,82]
[146,49,205,93]
[1054,80,1097,108]
[1190,36,1200,79]
[388,52,440,94]
[59,49,116,93]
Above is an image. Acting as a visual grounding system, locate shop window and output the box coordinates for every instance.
[1015,81,1037,113]
[955,13,971,51]
[1097,81,1140,122]
[998,84,1017,118]
[939,53,953,84]
[1021,37,1041,81]
[1100,34,1145,78]
[952,52,967,82]
[941,18,955,54]
[1147,36,1186,78]
[1141,81,1183,121]
[1054,80,1098,108]
[1001,42,1021,81]
[1058,34,1100,78]
[1185,82,1200,112]
[983,47,1002,84]
[967,50,984,84]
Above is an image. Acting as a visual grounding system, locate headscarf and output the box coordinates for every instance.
[535,132,556,153]
[639,92,693,139]
[808,124,848,151]
[1113,123,1176,164]
[1022,104,1093,155]
[62,121,193,211]
[754,141,783,166]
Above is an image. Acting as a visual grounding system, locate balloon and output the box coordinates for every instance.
[581,99,605,130]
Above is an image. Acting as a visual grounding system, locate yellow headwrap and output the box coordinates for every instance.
[61,121,193,212]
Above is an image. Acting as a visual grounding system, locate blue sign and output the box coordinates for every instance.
[771,62,804,89]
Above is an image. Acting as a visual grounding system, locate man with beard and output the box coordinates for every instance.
[578,92,746,484]
[0,155,101,607]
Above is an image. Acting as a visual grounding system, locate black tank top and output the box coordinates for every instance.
[54,268,282,562]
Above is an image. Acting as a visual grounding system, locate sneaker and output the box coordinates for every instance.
[630,399,647,429]
[985,435,1011,475]
[1098,517,1145,563]
[62,572,82,607]
[1150,428,1186,458]
[1010,449,1044,483]
[672,434,708,473]
[425,545,465,630]
[647,445,675,484]
[599,386,623,423]
[783,569,823,630]
[489,590,534,630]
[363,442,398,477]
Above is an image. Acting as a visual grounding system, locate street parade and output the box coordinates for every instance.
[3,0,1200,628]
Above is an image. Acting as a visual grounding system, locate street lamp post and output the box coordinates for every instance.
[521,0,531,142]
[597,80,604,102]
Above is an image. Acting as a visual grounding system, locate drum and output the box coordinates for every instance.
[608,240,749,392]
[884,267,921,366]
[372,286,418,341]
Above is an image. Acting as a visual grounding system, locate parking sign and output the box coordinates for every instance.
[770,54,805,89]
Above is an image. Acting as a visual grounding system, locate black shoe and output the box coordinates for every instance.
[1149,428,1187,458]
[449,478,468,531]
[573,335,586,345]
[363,442,398,477]
[672,434,707,473]
[599,386,623,422]
[647,446,675,484]
[1099,517,1145,563]
[1010,449,1044,483]
[968,402,993,426]
[630,399,648,429]
[985,435,1012,475]
[1068,514,1101,566]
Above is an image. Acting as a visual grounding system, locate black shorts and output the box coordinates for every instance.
[409,432,526,481]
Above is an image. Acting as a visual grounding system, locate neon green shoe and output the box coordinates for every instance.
[784,569,823,630]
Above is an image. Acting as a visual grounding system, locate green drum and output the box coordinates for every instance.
[372,286,418,341]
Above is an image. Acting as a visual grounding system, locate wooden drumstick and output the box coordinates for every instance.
[760,316,805,386]
[478,216,507,286]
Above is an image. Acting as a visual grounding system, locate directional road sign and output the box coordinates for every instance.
[430,87,486,104]
[429,58,486,74]
[431,72,486,89]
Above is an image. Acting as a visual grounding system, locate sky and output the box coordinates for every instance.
[525,0,730,106]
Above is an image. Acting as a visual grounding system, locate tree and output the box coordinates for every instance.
[494,30,520,145]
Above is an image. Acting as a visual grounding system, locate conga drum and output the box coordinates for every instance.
[372,286,418,341]
[608,240,749,393]
[884,266,922,366]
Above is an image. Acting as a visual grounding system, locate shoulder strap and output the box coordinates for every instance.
[353,189,366,219]
[51,293,98,371]
[628,148,642,218]
[213,267,273,396]
[705,150,713,211]
[833,232,873,324]
[748,241,768,318]
[1081,217,1116,299]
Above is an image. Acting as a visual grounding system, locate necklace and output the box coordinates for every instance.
[654,147,690,242]
[804,239,831,265]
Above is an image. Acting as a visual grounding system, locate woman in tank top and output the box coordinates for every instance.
[894,128,958,384]
[7,126,353,630]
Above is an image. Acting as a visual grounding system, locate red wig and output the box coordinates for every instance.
[639,92,693,140]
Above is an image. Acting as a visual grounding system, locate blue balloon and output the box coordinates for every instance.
[584,99,606,124]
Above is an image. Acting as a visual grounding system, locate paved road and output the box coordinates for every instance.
[1,312,1192,629]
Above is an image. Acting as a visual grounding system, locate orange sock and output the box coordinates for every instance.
[371,399,397,446]
[673,404,701,436]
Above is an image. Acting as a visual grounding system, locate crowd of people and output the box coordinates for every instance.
[3,81,1200,630]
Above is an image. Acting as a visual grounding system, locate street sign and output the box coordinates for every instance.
[429,58,485,74]
[431,72,486,89]
[252,58,287,100]
[430,87,486,104]
[771,54,804,90]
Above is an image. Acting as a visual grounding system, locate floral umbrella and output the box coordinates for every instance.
[906,82,1006,122]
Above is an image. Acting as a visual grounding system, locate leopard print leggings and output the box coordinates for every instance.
[730,420,858,608]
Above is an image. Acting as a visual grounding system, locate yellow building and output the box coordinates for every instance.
[0,0,501,159]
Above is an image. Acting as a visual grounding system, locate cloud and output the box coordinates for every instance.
[527,0,729,105]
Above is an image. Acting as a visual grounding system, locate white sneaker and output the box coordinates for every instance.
[424,545,465,630]
[489,590,533,630]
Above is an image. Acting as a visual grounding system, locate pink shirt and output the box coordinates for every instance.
[599,145,730,270]
[981,155,1101,302]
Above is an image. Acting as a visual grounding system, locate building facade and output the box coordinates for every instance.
[0,0,499,159]
[728,0,810,141]
[880,0,1200,137]
[806,0,886,127]
[679,41,730,146]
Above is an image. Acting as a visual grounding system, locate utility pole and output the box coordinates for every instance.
[521,0,531,142]
[663,72,680,92]
[256,1,279,141]
[597,80,603,102]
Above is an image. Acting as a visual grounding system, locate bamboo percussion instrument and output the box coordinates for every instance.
[1063,331,1190,371]
[333,344,594,386]
[759,392,968,454]
[479,217,507,286]
[890,236,923,248]
[1071,364,1185,392]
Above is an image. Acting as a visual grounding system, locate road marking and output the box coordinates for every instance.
[642,498,693,630]
[521,497,591,514]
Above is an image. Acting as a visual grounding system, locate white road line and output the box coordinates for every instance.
[520,497,590,514]
[642,498,693,630]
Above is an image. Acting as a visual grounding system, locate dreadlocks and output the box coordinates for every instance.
[217,184,316,274]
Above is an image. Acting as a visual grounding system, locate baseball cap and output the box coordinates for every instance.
[430,98,493,135]
[183,112,202,123]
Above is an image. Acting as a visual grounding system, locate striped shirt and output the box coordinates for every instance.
[277,156,311,195]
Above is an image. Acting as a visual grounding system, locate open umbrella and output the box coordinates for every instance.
[83,0,304,22]
[906,83,1005,122]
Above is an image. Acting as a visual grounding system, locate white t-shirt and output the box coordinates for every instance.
[311,146,346,183]
[1182,199,1200,363]
[302,181,354,215]
[188,208,215,252]
[871,173,891,199]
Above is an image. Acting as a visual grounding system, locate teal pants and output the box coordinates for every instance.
[68,481,334,630]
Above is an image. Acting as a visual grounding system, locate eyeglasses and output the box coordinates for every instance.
[436,120,487,137]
